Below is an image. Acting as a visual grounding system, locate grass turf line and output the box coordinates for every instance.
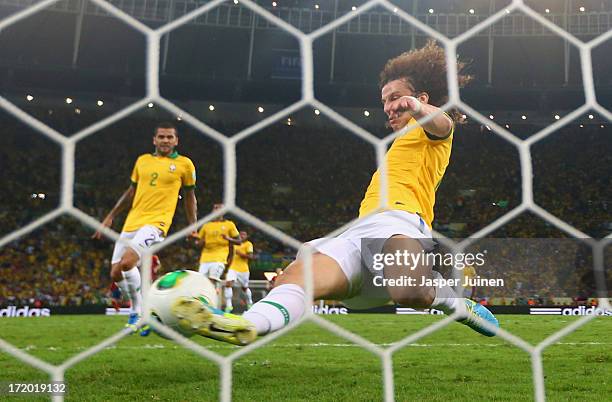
[0,314,609,401]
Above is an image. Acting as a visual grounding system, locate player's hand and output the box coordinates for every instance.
[91,216,113,240]
[187,231,199,241]
[222,234,231,241]
[389,96,422,117]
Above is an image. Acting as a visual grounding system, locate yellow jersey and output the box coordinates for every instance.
[359,118,453,228]
[462,265,477,288]
[198,220,239,263]
[229,241,254,273]
[123,151,196,235]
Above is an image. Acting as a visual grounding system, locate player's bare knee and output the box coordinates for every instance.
[110,264,123,282]
[390,286,435,308]
[121,251,139,270]
[274,262,303,288]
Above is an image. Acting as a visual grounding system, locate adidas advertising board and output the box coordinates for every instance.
[0,306,51,317]
[529,306,612,316]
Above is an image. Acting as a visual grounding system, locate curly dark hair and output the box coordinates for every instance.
[379,40,472,120]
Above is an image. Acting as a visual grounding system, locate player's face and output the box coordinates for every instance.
[212,203,224,220]
[381,79,415,131]
[240,231,248,241]
[153,128,178,156]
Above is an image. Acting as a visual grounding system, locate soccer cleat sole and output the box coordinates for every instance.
[171,297,256,346]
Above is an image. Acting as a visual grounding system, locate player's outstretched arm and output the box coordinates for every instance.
[91,186,135,239]
[395,95,453,138]
[183,188,199,239]
[223,235,242,245]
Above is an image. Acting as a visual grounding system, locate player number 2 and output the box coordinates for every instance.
[150,172,159,186]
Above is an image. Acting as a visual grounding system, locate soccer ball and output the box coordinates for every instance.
[147,269,218,338]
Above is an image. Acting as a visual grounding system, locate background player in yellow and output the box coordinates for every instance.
[196,203,241,290]
[92,122,198,334]
[224,231,255,312]
[174,41,498,346]
[462,265,477,299]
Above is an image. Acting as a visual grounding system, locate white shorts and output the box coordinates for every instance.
[296,210,434,310]
[226,269,250,288]
[199,262,225,281]
[111,225,164,264]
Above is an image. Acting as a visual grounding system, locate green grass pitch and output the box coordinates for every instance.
[0,314,610,401]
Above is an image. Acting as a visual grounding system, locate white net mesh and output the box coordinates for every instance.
[0,0,610,401]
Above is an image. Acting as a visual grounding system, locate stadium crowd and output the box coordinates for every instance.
[0,107,610,307]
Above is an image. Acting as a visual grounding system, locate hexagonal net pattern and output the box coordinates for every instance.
[0,0,610,401]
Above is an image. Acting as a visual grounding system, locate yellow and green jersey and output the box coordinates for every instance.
[123,151,196,235]
[229,241,254,273]
[359,117,453,228]
[198,220,239,263]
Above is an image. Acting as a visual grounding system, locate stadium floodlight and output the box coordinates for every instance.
[177,115,182,121]
[363,110,370,117]
[505,124,510,128]
[233,0,238,4]
[257,106,265,113]
[26,94,34,101]
[588,114,594,119]
[65,97,73,104]
[147,102,154,108]
[393,7,398,13]
[272,1,277,7]
[315,4,319,10]
[580,124,584,127]
[208,105,215,111]
[579,6,586,12]
[554,114,561,120]
[521,115,527,120]
[468,8,475,14]
[428,9,434,14]
[37,193,45,199]
[351,6,357,11]
[97,100,104,106]
[287,118,292,126]
[601,125,605,128]
[545,9,550,13]
[489,114,494,119]
[75,108,81,114]
[314,109,320,115]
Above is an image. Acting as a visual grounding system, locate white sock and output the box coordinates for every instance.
[243,284,305,335]
[430,271,466,318]
[224,287,233,309]
[123,267,142,315]
[244,288,253,305]
[115,279,129,299]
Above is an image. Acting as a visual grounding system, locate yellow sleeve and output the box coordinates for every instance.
[182,158,196,189]
[246,241,254,254]
[229,222,239,238]
[197,225,206,239]
[130,157,140,185]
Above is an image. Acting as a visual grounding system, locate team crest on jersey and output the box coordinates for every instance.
[169,164,176,172]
